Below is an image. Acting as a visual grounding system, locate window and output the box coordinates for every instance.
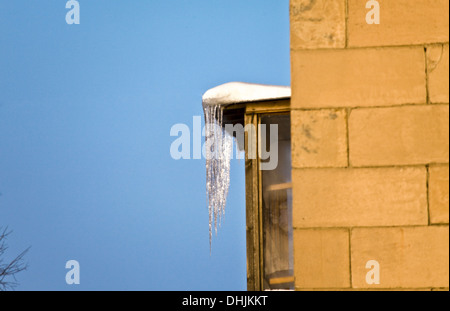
[224,100,293,291]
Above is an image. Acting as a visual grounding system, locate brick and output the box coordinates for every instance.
[349,105,449,167]
[291,109,347,168]
[348,0,449,47]
[294,229,350,288]
[292,167,428,228]
[428,44,450,104]
[351,226,450,289]
[429,165,449,224]
[290,0,345,50]
[291,47,426,108]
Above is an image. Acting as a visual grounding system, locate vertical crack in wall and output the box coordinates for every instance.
[345,0,349,48]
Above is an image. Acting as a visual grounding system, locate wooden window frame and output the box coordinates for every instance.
[224,99,290,291]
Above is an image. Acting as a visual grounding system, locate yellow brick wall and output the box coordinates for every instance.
[290,0,449,291]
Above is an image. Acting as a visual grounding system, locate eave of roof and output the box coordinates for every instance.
[202,82,291,107]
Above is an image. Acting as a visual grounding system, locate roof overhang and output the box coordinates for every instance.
[202,82,291,151]
[202,82,291,108]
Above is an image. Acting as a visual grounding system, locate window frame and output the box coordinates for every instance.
[224,99,291,291]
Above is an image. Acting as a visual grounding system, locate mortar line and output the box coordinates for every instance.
[345,108,351,168]
[292,163,447,170]
[426,164,431,226]
[290,41,450,52]
[348,227,353,288]
[345,0,349,48]
[424,46,430,105]
[290,103,449,112]
[292,224,449,231]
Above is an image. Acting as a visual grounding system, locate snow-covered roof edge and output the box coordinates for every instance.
[202,82,291,107]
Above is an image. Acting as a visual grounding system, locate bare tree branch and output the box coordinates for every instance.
[0,227,30,291]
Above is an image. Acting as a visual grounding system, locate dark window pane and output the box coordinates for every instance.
[260,114,294,290]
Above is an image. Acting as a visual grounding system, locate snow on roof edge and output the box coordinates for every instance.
[202,82,291,107]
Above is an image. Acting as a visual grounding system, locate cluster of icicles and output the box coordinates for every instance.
[204,104,233,251]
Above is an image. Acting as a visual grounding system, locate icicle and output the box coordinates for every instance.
[204,104,233,251]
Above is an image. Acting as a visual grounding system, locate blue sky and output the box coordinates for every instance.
[0,0,290,290]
